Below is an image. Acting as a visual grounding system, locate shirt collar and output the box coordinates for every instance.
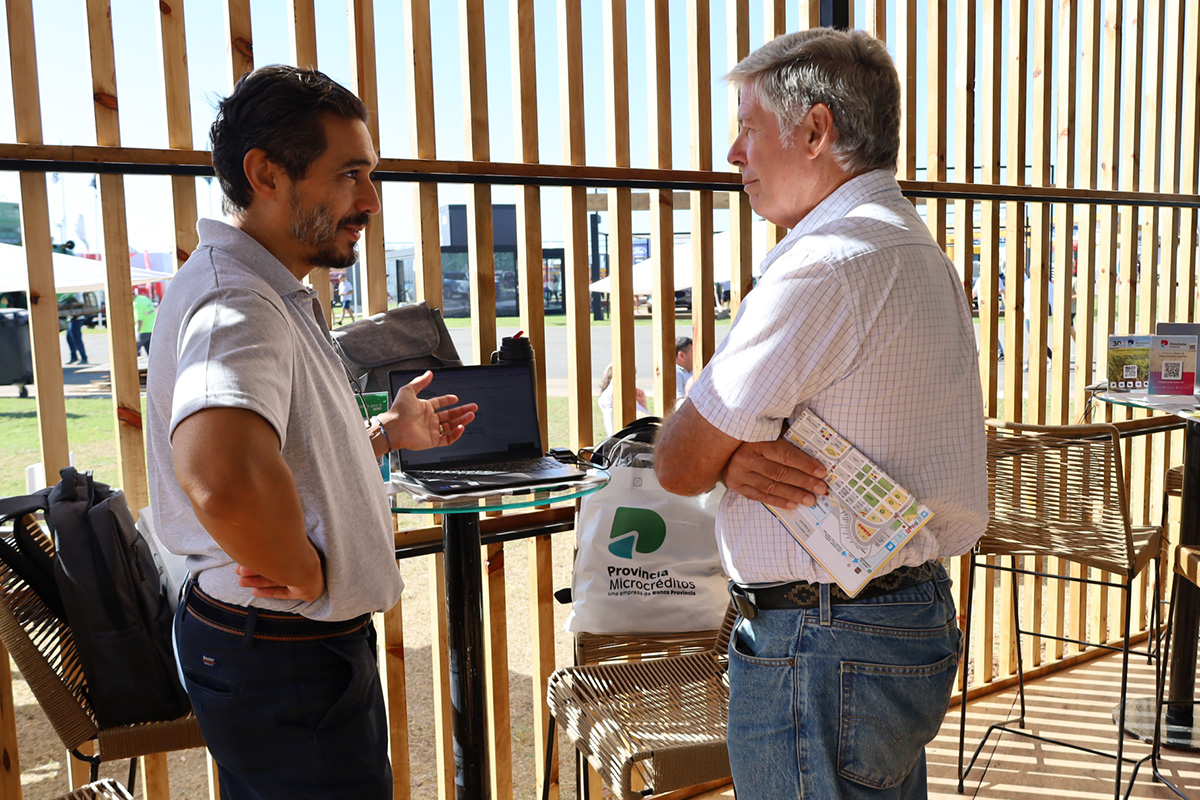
[759,169,902,273]
[196,218,313,299]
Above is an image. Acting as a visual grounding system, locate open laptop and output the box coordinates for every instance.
[387,363,588,495]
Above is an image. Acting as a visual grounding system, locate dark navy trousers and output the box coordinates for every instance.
[173,590,392,799]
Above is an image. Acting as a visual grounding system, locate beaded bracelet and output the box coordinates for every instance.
[369,415,392,453]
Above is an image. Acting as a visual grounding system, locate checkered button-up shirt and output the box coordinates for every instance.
[688,170,987,586]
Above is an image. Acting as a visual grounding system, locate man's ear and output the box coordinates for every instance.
[803,103,837,158]
[242,148,286,203]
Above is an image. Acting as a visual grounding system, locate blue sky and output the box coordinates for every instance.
[0,0,958,254]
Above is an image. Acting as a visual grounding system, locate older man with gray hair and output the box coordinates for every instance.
[656,29,985,799]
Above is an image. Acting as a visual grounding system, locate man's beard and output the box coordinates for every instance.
[288,193,370,270]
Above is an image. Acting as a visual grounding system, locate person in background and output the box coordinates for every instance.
[337,275,356,323]
[133,292,156,355]
[655,29,985,799]
[63,294,88,366]
[145,65,475,800]
[674,336,693,405]
[597,362,650,436]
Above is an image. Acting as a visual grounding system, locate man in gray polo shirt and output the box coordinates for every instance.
[146,65,475,799]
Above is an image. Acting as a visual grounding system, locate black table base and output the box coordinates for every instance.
[1115,698,1200,752]
[443,512,489,799]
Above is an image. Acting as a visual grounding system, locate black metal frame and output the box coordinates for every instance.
[956,552,1161,800]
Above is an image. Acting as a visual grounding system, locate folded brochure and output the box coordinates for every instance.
[765,410,935,596]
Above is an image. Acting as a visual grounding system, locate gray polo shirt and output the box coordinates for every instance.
[146,219,402,621]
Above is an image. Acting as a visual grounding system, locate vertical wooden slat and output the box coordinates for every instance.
[0,642,19,799]
[457,5,507,795]
[287,0,333,323]
[925,0,947,248]
[349,0,387,320]
[895,2,917,184]
[688,0,715,370]
[604,0,636,432]
[429,554,454,797]
[5,0,69,489]
[404,0,443,312]
[864,0,886,40]
[1179,0,1200,323]
[509,4,555,797]
[797,0,819,27]
[461,0,497,362]
[157,1,198,272]
[559,0,593,450]
[648,0,677,414]
[140,753,170,799]
[1116,0,1144,338]
[953,0,976,309]
[225,0,253,84]
[1048,0,1077,662]
[1001,0,1028,433]
[85,0,149,522]
[728,0,752,321]
[978,0,1003,419]
[380,602,411,800]
[1093,0,1124,650]
[763,0,788,250]
[1024,0,1054,666]
[1156,0,1184,330]
[952,3,977,683]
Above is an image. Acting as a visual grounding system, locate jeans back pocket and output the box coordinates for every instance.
[837,650,958,789]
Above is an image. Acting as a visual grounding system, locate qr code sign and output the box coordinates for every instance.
[1124,364,1140,379]
[1162,360,1184,381]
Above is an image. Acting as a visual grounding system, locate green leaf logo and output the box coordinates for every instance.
[608,507,667,558]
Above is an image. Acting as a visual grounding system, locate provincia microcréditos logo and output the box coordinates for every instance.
[606,507,697,595]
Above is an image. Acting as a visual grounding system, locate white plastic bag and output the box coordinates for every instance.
[566,466,728,634]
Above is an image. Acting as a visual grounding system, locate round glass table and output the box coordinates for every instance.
[1093,389,1200,751]
[390,472,609,800]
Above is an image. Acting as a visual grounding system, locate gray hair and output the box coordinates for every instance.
[725,28,900,174]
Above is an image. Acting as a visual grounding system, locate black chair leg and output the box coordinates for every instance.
[541,715,557,800]
[1113,582,1135,800]
[1011,557,1028,728]
[128,757,139,792]
[957,553,977,794]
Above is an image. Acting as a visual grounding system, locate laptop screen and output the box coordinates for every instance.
[387,363,543,470]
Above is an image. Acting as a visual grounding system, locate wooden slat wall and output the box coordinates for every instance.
[727,0,752,320]
[604,0,637,432]
[404,0,443,312]
[649,0,677,413]
[688,0,715,368]
[5,3,1200,798]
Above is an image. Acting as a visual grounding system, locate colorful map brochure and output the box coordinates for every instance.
[765,410,935,597]
[1149,335,1198,395]
[1107,335,1151,391]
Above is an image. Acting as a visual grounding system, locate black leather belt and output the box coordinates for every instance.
[729,560,943,619]
[185,584,371,643]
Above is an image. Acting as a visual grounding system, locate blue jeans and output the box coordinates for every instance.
[727,567,961,799]
[66,317,86,361]
[174,593,392,799]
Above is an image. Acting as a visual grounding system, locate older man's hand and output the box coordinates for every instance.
[723,437,829,509]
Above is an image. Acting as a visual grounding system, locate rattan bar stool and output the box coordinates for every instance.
[51,779,133,800]
[542,604,737,800]
[0,513,205,787]
[957,419,1168,800]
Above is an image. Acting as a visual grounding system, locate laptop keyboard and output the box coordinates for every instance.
[410,456,566,478]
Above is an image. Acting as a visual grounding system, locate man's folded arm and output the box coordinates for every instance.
[172,406,324,602]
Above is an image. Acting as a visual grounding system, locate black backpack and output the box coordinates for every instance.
[0,467,190,728]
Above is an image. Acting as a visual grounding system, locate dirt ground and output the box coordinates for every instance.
[11,530,588,799]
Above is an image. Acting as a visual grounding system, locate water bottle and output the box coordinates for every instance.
[491,331,534,365]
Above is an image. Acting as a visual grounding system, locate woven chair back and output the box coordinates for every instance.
[984,420,1136,575]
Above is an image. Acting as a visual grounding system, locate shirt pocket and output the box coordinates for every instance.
[836,651,958,789]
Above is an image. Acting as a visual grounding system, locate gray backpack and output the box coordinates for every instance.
[0,468,190,727]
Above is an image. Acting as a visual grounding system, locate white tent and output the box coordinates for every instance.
[589,219,771,294]
[0,243,170,293]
